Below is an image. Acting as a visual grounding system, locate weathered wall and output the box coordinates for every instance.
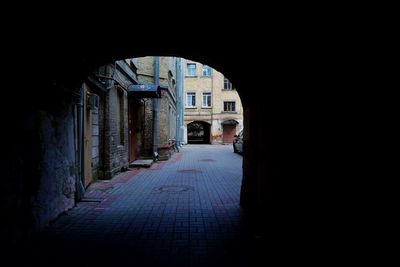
[104,85,129,178]
[142,98,154,157]
[33,108,76,228]
[134,56,178,159]
[157,90,169,146]
[169,103,177,140]
[157,89,177,160]
[135,57,155,158]
[1,85,79,244]
[133,56,155,82]
[88,88,105,181]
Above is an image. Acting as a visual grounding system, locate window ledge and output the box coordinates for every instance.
[201,107,212,109]
[222,89,235,91]
[222,111,237,114]
[185,76,198,78]
[201,76,211,78]
[185,107,197,109]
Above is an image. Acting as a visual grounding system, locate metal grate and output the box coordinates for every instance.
[177,169,202,173]
[153,185,194,193]
[80,198,104,203]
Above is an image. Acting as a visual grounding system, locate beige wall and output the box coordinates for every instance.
[131,56,178,159]
[183,59,243,144]
[132,56,155,83]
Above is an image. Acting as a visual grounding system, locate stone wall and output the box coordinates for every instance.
[33,107,76,229]
[133,56,178,160]
[1,86,80,244]
[142,98,154,158]
[157,89,177,160]
[84,83,106,182]
[104,85,129,178]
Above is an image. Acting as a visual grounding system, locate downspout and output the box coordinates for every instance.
[211,67,214,144]
[178,58,184,147]
[175,58,180,147]
[153,57,160,161]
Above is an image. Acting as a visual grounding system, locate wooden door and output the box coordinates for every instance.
[83,87,92,187]
[223,125,236,144]
[128,99,138,163]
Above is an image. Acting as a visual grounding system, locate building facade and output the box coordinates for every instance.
[81,60,136,189]
[132,56,182,160]
[78,57,183,192]
[183,59,243,144]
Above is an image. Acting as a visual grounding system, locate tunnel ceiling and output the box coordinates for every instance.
[7,20,304,113]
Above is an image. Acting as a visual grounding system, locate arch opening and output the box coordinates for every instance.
[187,121,211,144]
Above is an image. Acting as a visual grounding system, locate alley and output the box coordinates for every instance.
[20,145,260,267]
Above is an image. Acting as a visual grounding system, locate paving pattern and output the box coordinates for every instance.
[22,145,260,267]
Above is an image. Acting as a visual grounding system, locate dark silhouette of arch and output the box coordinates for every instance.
[4,28,334,264]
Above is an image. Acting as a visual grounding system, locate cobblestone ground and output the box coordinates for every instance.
[21,145,260,267]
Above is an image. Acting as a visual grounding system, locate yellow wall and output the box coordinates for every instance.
[183,59,243,144]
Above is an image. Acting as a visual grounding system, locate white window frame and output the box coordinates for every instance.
[223,101,236,112]
[187,63,196,77]
[186,92,196,107]
[202,92,212,108]
[224,78,233,90]
[202,65,212,77]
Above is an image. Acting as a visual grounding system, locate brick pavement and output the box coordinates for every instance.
[21,145,261,267]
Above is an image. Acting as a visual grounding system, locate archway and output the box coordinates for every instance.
[2,26,339,266]
[4,48,277,256]
[187,121,211,144]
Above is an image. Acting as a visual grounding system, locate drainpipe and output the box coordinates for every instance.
[175,58,180,147]
[153,57,159,161]
[211,66,214,144]
[177,57,184,148]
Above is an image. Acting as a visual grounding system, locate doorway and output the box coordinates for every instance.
[222,120,239,144]
[187,121,211,144]
[128,98,140,163]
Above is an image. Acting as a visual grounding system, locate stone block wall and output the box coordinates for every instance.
[104,85,129,178]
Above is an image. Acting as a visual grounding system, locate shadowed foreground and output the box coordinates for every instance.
[13,145,266,267]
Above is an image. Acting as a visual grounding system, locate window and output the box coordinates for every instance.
[224,101,236,112]
[202,65,212,77]
[187,64,196,76]
[224,78,233,90]
[186,92,196,107]
[202,92,212,108]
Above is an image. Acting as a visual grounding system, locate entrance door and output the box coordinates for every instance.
[128,99,138,163]
[223,124,236,144]
[84,88,92,187]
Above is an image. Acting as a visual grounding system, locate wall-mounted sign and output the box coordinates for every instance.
[128,83,161,98]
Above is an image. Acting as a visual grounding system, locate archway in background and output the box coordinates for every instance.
[187,121,211,144]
